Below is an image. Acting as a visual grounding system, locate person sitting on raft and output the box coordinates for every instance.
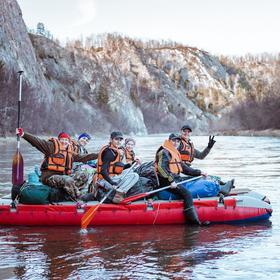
[178,124,216,166]
[155,133,208,225]
[16,128,98,200]
[120,137,141,165]
[91,131,138,203]
[72,133,91,155]
[178,124,234,188]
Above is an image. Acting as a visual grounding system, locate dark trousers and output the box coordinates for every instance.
[157,177,194,209]
[157,176,200,225]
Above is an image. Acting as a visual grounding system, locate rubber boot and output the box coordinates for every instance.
[219,179,234,196]
[183,206,201,225]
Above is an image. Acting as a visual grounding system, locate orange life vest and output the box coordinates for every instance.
[71,139,88,155]
[71,139,80,155]
[179,137,194,164]
[120,147,135,164]
[96,144,123,180]
[155,140,183,174]
[42,138,73,175]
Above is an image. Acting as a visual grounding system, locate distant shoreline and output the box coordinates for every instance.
[1,129,280,142]
[214,129,280,137]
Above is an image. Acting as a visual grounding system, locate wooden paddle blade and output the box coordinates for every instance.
[81,205,100,229]
[12,150,24,186]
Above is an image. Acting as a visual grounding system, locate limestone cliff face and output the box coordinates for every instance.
[29,35,235,134]
[0,0,50,136]
[1,0,278,137]
[0,0,49,96]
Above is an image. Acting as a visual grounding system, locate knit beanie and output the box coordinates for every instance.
[78,133,91,140]
[58,132,70,140]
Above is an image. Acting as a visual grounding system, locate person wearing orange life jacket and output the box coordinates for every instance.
[92,131,137,203]
[178,124,216,166]
[120,138,141,165]
[155,133,208,225]
[16,128,98,200]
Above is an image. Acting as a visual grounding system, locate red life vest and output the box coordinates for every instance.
[42,138,73,175]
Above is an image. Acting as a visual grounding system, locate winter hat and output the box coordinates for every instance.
[58,132,70,140]
[78,133,91,140]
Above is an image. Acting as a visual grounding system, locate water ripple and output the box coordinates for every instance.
[1,135,280,279]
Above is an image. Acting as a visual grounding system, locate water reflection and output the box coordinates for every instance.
[0,135,279,279]
[0,223,271,279]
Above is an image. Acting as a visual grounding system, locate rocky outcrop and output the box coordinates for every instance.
[1,0,278,137]
[0,0,51,102]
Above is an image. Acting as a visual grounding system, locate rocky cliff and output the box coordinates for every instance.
[0,0,279,137]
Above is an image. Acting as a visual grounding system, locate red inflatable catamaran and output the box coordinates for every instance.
[0,189,272,226]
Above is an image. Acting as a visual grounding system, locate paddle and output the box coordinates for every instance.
[80,162,137,230]
[80,188,113,231]
[120,175,203,204]
[12,71,24,186]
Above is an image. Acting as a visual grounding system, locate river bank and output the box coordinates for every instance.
[214,129,280,137]
[1,129,280,143]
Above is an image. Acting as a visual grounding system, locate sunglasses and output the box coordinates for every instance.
[114,137,123,141]
[171,139,181,143]
[59,138,70,144]
[80,137,90,142]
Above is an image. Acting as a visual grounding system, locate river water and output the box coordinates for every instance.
[0,135,280,279]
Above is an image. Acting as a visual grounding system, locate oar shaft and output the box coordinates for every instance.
[17,71,23,129]
[81,164,137,229]
[17,71,23,144]
[12,71,24,187]
[147,175,203,196]
[81,189,113,229]
[121,175,203,204]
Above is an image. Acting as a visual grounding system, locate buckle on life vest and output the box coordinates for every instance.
[180,153,191,161]
[51,153,65,165]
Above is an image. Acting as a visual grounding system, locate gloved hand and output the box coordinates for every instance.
[208,135,216,149]
[170,181,178,189]
[110,181,118,186]
[16,127,24,137]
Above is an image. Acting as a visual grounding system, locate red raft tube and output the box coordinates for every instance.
[0,190,272,227]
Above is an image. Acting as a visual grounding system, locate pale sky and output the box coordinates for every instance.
[17,0,280,56]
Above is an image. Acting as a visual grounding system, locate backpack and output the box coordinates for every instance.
[19,182,51,204]
[134,161,159,187]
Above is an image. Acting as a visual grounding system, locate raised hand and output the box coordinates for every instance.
[16,127,24,137]
[208,135,216,149]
